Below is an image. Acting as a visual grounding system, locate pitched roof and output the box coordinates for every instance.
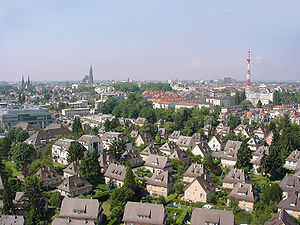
[169,130,182,140]
[122,202,165,224]
[52,218,95,225]
[77,135,100,145]
[177,136,194,147]
[190,208,234,225]
[222,168,247,184]
[183,164,208,178]
[15,121,37,131]
[0,215,24,225]
[144,154,171,170]
[140,144,161,157]
[278,190,300,212]
[285,150,300,163]
[147,170,173,188]
[104,163,126,181]
[135,117,148,124]
[170,148,190,161]
[228,183,256,203]
[57,175,92,193]
[36,166,62,183]
[63,161,81,176]
[280,174,300,193]
[53,138,77,149]
[186,175,215,194]
[264,209,297,225]
[159,141,180,154]
[59,198,100,220]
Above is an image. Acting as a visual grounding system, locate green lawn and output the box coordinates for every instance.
[4,160,22,177]
[102,201,111,218]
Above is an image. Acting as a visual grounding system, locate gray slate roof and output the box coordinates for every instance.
[222,168,247,185]
[190,208,234,225]
[104,163,126,182]
[57,175,92,193]
[123,201,165,225]
[183,164,208,178]
[280,174,300,193]
[0,215,24,225]
[228,183,256,203]
[144,154,172,170]
[264,209,297,225]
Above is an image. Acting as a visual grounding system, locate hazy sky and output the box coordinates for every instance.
[1,0,300,82]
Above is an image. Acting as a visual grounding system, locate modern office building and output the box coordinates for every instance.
[0,104,54,129]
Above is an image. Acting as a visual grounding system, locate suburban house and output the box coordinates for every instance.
[279,174,300,198]
[56,198,103,225]
[168,130,182,142]
[15,121,38,135]
[159,141,180,155]
[144,154,173,173]
[253,126,270,139]
[191,141,211,157]
[14,192,48,216]
[227,183,256,211]
[78,135,103,154]
[222,168,247,189]
[233,124,253,138]
[98,152,117,173]
[0,215,24,225]
[264,210,297,225]
[190,208,235,225]
[35,166,62,187]
[121,149,142,167]
[208,135,226,151]
[135,133,154,147]
[25,124,72,149]
[169,148,191,164]
[184,174,215,203]
[191,133,204,144]
[52,138,81,165]
[158,127,168,139]
[216,123,232,137]
[57,174,93,197]
[251,146,269,174]
[219,140,242,168]
[177,136,196,151]
[146,170,174,197]
[123,202,166,225]
[183,164,209,183]
[63,161,81,178]
[135,117,148,126]
[140,144,162,161]
[277,190,300,219]
[101,131,130,150]
[104,163,126,188]
[203,124,213,136]
[247,137,262,151]
[284,150,300,171]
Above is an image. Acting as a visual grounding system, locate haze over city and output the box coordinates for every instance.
[1,0,300,82]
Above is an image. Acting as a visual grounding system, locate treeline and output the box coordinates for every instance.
[110,93,219,136]
[273,90,300,105]
[234,90,247,105]
[113,82,172,93]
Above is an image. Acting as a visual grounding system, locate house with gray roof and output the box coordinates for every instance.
[63,161,81,177]
[190,208,234,225]
[52,218,95,225]
[104,163,126,188]
[222,168,247,189]
[123,202,166,225]
[121,149,142,167]
[218,140,242,168]
[191,141,211,157]
[168,130,182,142]
[0,215,24,225]
[144,154,172,173]
[135,117,148,126]
[280,174,300,198]
[278,190,300,219]
[177,136,196,151]
[183,164,209,183]
[264,209,296,225]
[36,166,62,187]
[208,134,226,151]
[78,135,103,154]
[227,183,257,211]
[135,133,154,147]
[52,138,81,165]
[159,141,180,155]
[58,198,103,225]
[57,174,93,197]
[170,148,190,164]
[192,133,205,144]
[284,150,300,171]
[140,144,162,161]
[146,170,174,197]
[98,152,117,173]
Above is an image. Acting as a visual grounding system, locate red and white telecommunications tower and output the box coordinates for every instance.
[246,48,251,86]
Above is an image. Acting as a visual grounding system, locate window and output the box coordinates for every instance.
[130,223,135,225]
[200,193,204,198]
[187,191,191,196]
[194,186,197,191]
[161,187,164,191]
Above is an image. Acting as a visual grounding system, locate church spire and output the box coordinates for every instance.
[89,64,93,83]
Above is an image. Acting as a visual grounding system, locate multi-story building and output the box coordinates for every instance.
[0,105,53,129]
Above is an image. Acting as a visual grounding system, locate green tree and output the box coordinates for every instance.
[234,91,240,105]
[67,142,84,163]
[72,117,83,136]
[235,140,253,172]
[227,114,241,130]
[16,130,29,142]
[256,100,263,108]
[12,142,36,167]
[174,181,185,194]
[261,183,282,204]
[203,154,214,170]
[108,140,126,161]
[80,152,101,184]
[273,90,280,105]
[49,191,63,208]
[124,162,135,187]
[23,176,46,225]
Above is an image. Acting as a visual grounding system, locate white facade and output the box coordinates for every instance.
[52,139,77,165]
[62,108,90,118]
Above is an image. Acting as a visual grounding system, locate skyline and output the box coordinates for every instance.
[1,0,300,82]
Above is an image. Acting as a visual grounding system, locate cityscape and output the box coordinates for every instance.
[1,1,300,225]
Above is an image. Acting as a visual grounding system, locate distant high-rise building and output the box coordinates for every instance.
[21,75,25,89]
[224,77,232,84]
